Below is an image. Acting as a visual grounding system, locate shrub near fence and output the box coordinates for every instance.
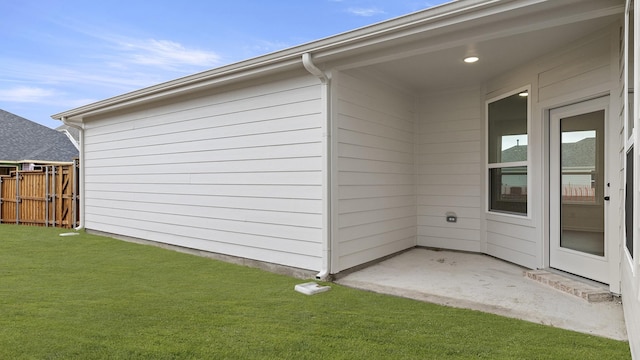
[0,161,79,228]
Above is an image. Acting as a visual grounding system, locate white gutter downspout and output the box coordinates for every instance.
[302,53,332,281]
[60,116,85,231]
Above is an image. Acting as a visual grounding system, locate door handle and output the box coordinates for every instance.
[604,196,610,201]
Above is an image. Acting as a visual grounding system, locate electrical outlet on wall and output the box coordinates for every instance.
[445,212,457,223]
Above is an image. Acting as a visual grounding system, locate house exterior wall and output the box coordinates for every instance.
[82,72,326,271]
[416,88,483,252]
[333,70,417,272]
[623,2,640,357]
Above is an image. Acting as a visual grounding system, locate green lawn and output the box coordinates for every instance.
[0,224,630,359]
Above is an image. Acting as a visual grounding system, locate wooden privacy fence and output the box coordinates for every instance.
[0,161,79,228]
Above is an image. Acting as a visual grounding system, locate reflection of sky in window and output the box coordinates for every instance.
[562,130,595,144]
[501,135,527,151]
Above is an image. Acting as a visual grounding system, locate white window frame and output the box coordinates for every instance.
[630,0,640,265]
[486,86,532,218]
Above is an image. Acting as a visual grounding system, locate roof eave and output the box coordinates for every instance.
[0,160,74,165]
[52,0,593,122]
[51,0,512,122]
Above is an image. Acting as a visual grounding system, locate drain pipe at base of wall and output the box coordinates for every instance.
[302,53,332,281]
[60,116,85,231]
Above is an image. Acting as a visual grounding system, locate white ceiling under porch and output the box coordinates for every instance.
[329,0,624,93]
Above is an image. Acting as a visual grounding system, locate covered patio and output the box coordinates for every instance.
[317,0,628,340]
[327,0,624,287]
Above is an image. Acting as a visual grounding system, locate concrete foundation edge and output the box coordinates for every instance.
[86,229,318,280]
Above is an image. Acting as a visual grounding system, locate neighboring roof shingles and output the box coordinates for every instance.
[0,109,78,162]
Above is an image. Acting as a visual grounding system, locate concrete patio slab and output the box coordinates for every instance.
[336,248,627,341]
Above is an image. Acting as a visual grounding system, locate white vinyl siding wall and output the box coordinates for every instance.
[334,71,416,271]
[82,73,325,271]
[416,88,483,252]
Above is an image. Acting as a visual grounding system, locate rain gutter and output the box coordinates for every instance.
[51,0,499,121]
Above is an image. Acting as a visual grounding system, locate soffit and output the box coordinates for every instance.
[360,14,620,92]
[319,0,623,92]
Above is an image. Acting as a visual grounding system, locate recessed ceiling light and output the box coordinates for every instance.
[463,56,479,63]
[519,91,529,97]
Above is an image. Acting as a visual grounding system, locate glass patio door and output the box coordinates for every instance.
[549,97,609,284]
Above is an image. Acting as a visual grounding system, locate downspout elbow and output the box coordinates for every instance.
[302,53,329,84]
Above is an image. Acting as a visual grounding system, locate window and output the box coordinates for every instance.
[487,90,529,215]
[626,146,634,258]
[0,166,15,176]
[625,0,635,259]
[627,0,635,139]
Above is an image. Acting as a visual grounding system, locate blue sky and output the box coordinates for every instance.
[0,0,449,129]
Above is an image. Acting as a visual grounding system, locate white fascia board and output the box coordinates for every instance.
[51,0,615,122]
[53,57,302,122]
[49,0,504,122]
[17,160,74,165]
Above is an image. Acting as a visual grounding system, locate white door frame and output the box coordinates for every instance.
[549,96,613,284]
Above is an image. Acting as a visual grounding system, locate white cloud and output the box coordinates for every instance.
[0,59,156,92]
[0,36,224,113]
[244,39,291,57]
[54,20,223,72]
[0,25,222,116]
[0,84,100,109]
[116,38,222,70]
[0,86,57,103]
[346,7,385,16]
